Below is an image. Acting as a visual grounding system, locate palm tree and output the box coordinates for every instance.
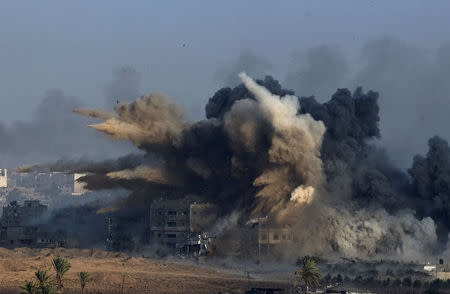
[20,281,37,294]
[52,256,71,290]
[79,271,92,294]
[294,257,321,294]
[34,270,59,294]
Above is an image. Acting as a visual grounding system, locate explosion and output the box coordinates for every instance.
[23,73,450,260]
[75,73,325,220]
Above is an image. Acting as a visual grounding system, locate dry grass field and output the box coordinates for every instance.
[0,247,288,294]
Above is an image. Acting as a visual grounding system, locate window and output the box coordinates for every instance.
[273,234,279,240]
[167,211,177,216]
[261,234,267,240]
[167,234,176,238]
[167,222,176,227]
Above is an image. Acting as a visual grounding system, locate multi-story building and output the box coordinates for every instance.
[2,200,47,226]
[0,225,66,248]
[149,198,191,250]
[148,198,217,251]
[9,171,87,195]
[72,173,88,195]
[0,200,66,248]
[246,217,294,258]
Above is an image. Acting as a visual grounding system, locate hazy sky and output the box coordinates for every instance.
[1,0,448,121]
[0,0,449,168]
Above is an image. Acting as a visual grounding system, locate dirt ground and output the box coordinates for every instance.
[0,247,289,294]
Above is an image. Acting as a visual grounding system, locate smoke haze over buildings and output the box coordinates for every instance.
[23,70,448,260]
[1,0,450,261]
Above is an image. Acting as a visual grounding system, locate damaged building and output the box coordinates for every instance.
[145,197,293,258]
[6,171,88,196]
[147,198,218,252]
[246,217,294,258]
[0,200,66,248]
[2,200,47,226]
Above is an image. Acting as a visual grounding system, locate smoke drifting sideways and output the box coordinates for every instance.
[0,65,142,168]
[286,37,450,168]
[29,72,450,260]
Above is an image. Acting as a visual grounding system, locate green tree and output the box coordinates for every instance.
[41,284,59,294]
[294,257,321,294]
[79,271,93,294]
[34,270,59,294]
[52,256,71,290]
[20,281,37,294]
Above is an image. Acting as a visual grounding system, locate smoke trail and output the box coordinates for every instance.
[106,166,168,184]
[78,93,187,150]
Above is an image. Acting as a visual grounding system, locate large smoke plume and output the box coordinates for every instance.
[286,37,450,168]
[73,73,326,221]
[22,67,450,260]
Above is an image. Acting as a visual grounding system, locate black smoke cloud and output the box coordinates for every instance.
[286,45,349,99]
[16,39,450,258]
[206,75,294,119]
[286,36,450,168]
[53,69,450,259]
[409,136,450,242]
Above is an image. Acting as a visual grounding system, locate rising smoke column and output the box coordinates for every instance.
[74,73,326,220]
[26,71,450,259]
[234,73,325,218]
[409,136,450,243]
[203,74,445,258]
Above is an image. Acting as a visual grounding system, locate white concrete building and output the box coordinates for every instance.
[0,169,7,188]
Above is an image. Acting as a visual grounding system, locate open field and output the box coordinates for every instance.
[0,247,289,294]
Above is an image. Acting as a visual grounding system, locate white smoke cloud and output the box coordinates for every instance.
[229,73,326,219]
